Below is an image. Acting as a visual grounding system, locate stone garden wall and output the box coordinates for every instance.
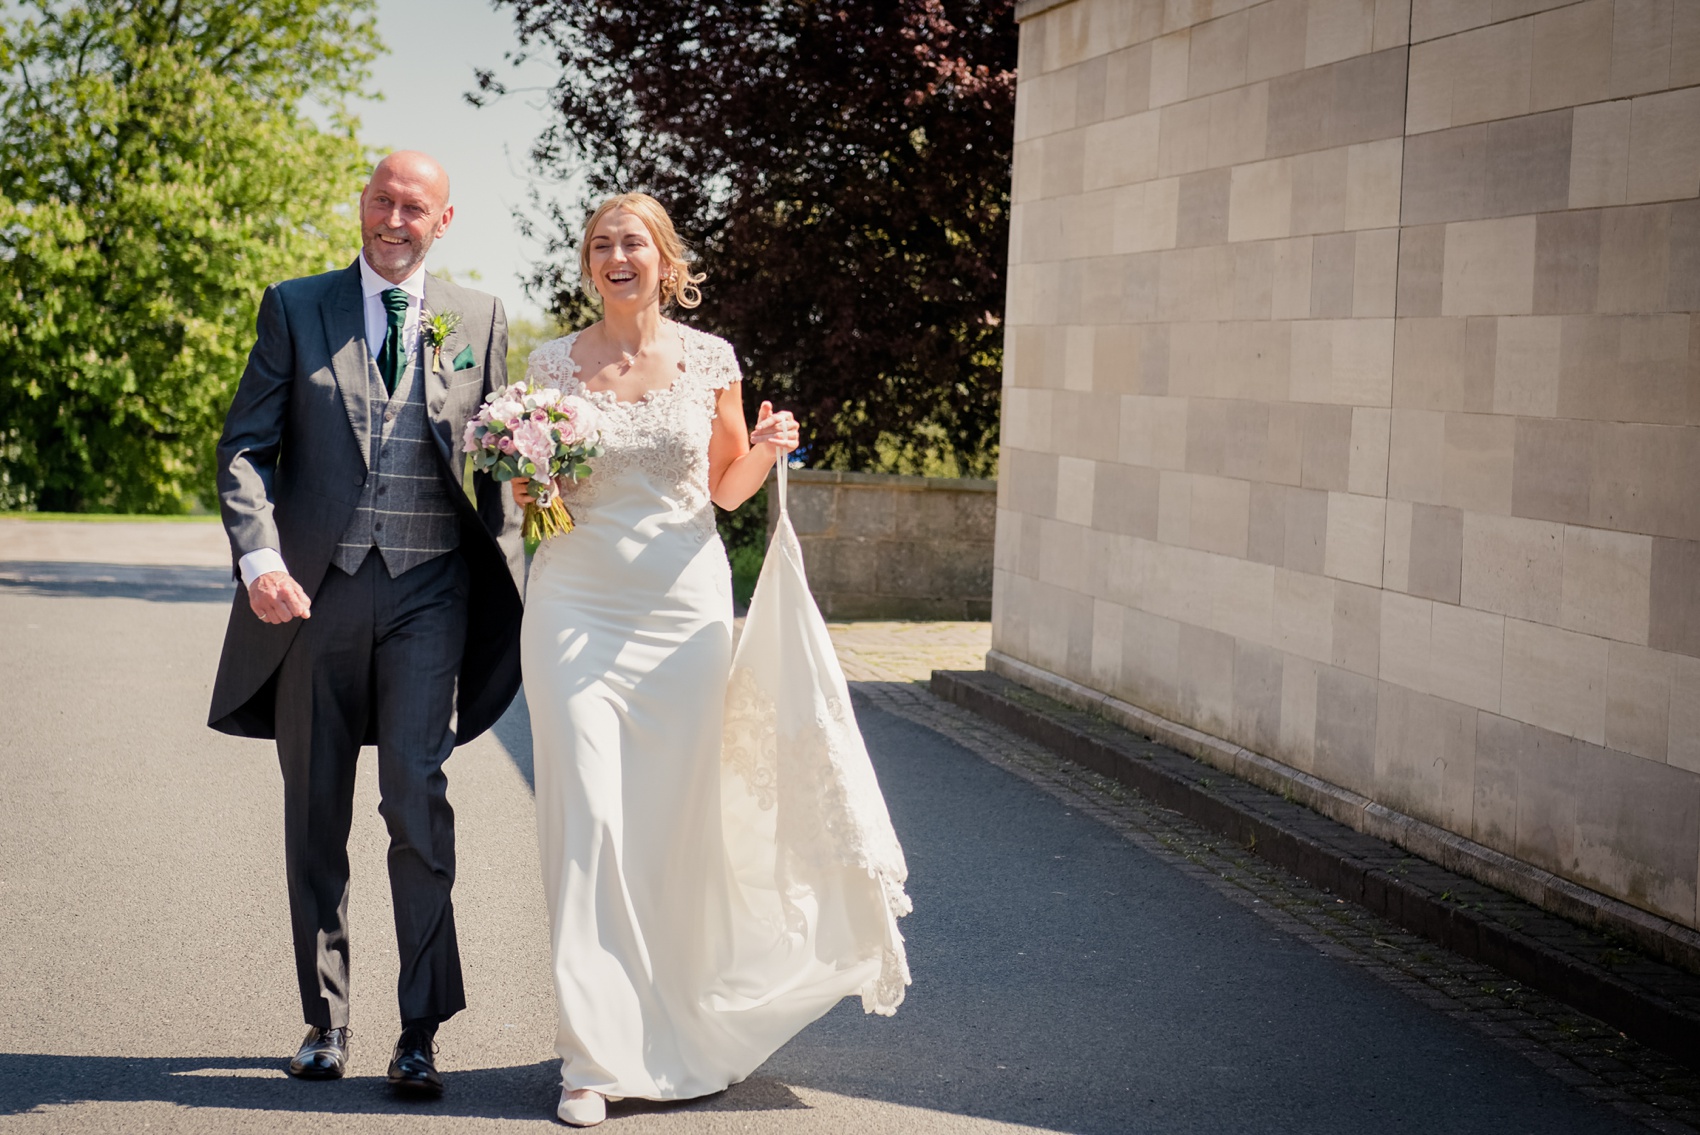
[769,469,996,620]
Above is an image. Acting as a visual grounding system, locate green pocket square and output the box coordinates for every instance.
[452,345,477,371]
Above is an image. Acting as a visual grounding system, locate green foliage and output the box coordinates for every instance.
[478,0,1014,480]
[504,305,596,384]
[0,509,220,522]
[727,538,764,611]
[716,488,768,610]
[505,315,560,384]
[0,0,381,512]
[870,421,992,479]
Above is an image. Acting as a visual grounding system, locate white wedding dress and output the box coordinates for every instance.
[521,324,910,1101]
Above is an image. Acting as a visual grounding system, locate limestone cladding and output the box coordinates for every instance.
[998,0,1700,930]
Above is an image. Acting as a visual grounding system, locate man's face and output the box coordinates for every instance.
[359,160,452,282]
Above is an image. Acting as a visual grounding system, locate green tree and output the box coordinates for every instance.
[0,0,380,512]
[503,299,599,384]
[477,0,1015,477]
[505,314,563,385]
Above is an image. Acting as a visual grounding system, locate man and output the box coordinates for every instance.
[208,151,525,1096]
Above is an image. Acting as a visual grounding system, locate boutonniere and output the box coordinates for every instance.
[420,307,463,374]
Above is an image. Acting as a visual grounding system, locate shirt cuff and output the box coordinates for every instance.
[238,548,288,590]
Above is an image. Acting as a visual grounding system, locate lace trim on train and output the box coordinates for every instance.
[722,664,913,1016]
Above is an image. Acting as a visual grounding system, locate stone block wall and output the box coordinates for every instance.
[997,0,1700,927]
[771,470,996,620]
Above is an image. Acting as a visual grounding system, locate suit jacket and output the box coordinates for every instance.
[207,260,525,744]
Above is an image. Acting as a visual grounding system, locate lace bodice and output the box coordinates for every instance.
[524,324,741,539]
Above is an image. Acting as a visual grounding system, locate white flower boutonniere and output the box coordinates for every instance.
[421,307,463,374]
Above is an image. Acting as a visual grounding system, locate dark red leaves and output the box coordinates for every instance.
[486,0,1015,472]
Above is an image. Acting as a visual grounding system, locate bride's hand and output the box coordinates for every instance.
[512,476,536,506]
[751,402,799,454]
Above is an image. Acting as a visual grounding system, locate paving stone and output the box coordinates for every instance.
[824,620,991,683]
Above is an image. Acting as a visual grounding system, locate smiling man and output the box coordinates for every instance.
[208,151,525,1098]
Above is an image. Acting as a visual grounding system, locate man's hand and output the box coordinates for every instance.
[250,570,312,624]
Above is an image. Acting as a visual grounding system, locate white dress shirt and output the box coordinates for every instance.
[237,255,428,589]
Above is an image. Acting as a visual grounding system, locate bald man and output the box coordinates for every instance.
[209,151,525,1096]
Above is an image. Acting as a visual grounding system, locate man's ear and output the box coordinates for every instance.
[435,203,455,238]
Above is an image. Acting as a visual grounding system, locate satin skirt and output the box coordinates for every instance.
[522,503,884,1100]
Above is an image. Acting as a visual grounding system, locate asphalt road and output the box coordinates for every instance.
[0,561,1648,1133]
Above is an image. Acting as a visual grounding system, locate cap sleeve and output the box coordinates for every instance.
[525,333,581,392]
[684,328,741,393]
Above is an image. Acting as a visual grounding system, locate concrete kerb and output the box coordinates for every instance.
[931,664,1700,1076]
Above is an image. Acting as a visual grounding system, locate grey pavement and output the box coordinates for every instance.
[0,517,230,566]
[0,524,1664,1132]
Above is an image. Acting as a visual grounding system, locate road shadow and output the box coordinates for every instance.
[0,686,1650,1132]
[0,561,232,603]
[0,1054,806,1121]
[488,685,535,793]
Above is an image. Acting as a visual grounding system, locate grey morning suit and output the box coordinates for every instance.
[209,261,525,1029]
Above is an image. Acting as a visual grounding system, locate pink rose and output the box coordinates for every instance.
[510,419,555,474]
[558,395,599,445]
[497,436,516,454]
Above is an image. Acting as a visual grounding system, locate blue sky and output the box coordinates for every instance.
[350,0,574,323]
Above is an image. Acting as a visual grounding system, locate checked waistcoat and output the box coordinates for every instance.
[331,345,460,578]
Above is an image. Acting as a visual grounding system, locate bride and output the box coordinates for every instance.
[514,193,909,1127]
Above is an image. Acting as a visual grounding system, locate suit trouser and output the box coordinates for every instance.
[274,548,469,1029]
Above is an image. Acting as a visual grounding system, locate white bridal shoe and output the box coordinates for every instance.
[557,1088,607,1127]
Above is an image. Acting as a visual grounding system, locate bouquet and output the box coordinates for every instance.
[463,382,601,542]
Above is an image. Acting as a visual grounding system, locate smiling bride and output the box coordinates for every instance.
[512,193,910,1127]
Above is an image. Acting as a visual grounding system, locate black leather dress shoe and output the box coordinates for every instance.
[288,1026,349,1080]
[386,1025,444,1097]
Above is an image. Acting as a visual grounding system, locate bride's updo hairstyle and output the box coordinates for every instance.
[579,192,705,310]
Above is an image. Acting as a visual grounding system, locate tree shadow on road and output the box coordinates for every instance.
[0,1054,807,1121]
[0,562,233,603]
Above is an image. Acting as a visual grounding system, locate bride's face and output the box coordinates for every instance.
[588,209,662,309]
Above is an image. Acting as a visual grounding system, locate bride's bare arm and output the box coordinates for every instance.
[709,381,798,510]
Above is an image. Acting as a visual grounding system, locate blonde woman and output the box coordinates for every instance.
[514,195,901,1126]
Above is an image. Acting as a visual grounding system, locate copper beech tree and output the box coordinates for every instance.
[476,0,1016,475]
